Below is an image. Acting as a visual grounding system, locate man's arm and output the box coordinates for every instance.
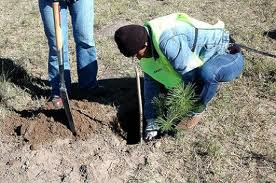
[159,33,195,76]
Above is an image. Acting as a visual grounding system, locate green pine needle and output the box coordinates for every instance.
[166,83,196,119]
[156,115,177,133]
[153,83,198,133]
[152,93,166,117]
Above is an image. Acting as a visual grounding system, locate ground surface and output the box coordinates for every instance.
[0,0,276,182]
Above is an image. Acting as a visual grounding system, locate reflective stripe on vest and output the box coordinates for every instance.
[139,13,225,89]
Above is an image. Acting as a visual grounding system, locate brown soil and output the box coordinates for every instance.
[4,100,113,147]
[3,78,142,148]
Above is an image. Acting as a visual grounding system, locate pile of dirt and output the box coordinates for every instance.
[3,100,120,148]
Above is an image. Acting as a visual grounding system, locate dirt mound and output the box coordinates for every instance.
[4,100,121,147]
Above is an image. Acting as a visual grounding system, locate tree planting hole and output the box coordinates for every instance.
[14,125,22,136]
[117,102,141,145]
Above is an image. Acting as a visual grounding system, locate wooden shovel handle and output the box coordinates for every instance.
[52,2,62,51]
[135,66,143,143]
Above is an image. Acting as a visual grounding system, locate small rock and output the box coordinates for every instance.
[30,144,37,150]
[49,117,54,122]
[144,157,149,165]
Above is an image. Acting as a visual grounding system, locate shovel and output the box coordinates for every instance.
[52,2,77,135]
[133,58,143,143]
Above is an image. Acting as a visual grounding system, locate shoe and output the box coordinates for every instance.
[51,95,63,109]
[176,113,203,130]
[144,118,159,141]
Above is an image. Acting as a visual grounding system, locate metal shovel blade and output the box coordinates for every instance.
[60,87,77,136]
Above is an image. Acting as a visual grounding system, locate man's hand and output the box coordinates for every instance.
[145,130,158,141]
[144,118,159,141]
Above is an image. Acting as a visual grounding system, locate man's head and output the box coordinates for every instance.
[114,25,149,59]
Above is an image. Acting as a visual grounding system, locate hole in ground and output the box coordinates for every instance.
[117,100,142,145]
[14,125,22,136]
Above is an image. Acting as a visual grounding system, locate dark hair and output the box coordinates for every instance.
[114,25,148,57]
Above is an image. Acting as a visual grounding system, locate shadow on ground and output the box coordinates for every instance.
[0,58,50,98]
[14,78,143,144]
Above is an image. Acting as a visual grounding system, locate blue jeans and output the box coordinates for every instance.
[143,52,244,120]
[197,52,244,106]
[39,0,98,96]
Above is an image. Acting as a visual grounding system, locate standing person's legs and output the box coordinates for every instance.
[69,0,98,89]
[39,0,72,97]
[199,52,244,107]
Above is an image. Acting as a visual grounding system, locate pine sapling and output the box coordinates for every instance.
[153,83,197,133]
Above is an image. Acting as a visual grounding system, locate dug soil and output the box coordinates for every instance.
[5,100,113,147]
[3,78,143,148]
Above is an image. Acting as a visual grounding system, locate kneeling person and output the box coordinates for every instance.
[114,13,244,140]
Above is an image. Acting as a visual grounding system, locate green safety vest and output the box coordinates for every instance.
[139,13,225,89]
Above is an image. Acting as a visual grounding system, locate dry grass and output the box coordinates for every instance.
[0,0,275,182]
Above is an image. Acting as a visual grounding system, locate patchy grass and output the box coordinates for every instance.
[0,59,47,112]
[0,66,30,110]
[0,0,275,182]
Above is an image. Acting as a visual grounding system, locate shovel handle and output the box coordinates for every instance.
[132,57,143,143]
[52,2,62,51]
[135,66,143,143]
[52,2,65,86]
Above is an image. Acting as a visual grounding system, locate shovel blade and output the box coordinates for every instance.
[60,88,77,136]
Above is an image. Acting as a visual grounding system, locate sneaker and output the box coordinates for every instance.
[52,95,63,109]
[176,113,203,130]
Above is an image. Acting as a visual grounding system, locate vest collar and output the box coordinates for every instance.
[144,25,159,60]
